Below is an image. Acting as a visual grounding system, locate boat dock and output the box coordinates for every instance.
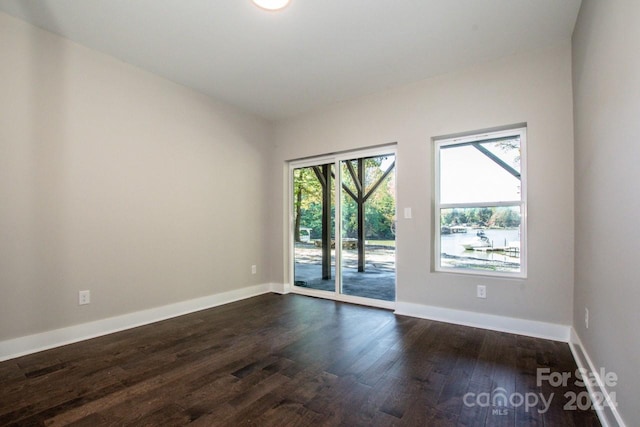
[471,245,520,257]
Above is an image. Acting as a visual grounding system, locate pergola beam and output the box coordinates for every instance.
[346,161,363,193]
[441,137,521,180]
[364,161,396,202]
[471,143,521,180]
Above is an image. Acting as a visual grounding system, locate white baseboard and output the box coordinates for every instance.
[394,301,571,342]
[270,282,291,294]
[569,328,627,427]
[0,283,273,362]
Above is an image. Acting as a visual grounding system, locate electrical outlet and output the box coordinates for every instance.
[585,307,589,329]
[251,265,257,275]
[476,285,486,299]
[79,290,90,305]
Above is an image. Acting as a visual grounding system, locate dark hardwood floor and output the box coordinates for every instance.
[0,294,599,426]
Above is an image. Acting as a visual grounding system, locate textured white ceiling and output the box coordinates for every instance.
[0,0,581,120]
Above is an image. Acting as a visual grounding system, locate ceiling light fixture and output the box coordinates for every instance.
[251,0,290,12]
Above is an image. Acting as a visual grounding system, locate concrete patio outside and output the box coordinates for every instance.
[293,244,395,301]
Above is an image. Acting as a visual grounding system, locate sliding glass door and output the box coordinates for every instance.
[291,148,396,305]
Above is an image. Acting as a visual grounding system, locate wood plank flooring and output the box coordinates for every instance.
[0,294,600,426]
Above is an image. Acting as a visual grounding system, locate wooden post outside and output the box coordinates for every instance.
[321,164,332,280]
[357,158,365,272]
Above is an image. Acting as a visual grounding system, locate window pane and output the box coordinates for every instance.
[440,138,521,204]
[439,206,522,273]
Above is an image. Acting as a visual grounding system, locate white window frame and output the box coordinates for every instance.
[434,127,527,278]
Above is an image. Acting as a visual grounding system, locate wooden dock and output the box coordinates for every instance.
[472,245,520,256]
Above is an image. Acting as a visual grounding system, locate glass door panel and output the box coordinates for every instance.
[339,154,396,301]
[292,163,336,293]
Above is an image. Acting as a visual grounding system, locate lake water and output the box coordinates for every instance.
[440,228,521,265]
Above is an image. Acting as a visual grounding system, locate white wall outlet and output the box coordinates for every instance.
[476,285,487,299]
[79,290,91,305]
[251,265,257,275]
[585,307,589,329]
[404,207,412,219]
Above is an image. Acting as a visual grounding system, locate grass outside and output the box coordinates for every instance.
[365,240,395,247]
[297,240,395,248]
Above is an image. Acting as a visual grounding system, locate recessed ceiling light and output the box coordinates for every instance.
[251,0,291,12]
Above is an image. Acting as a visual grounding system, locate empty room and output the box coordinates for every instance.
[0,0,637,426]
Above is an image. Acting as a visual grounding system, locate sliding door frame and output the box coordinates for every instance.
[288,145,397,310]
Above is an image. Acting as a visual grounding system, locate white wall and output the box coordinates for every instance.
[572,1,640,424]
[0,12,272,341]
[269,43,575,326]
